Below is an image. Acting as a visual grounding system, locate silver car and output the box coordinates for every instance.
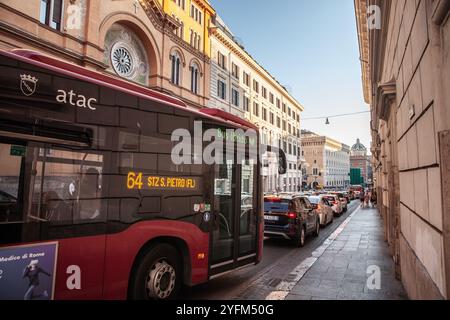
[308,196,334,226]
[323,194,344,216]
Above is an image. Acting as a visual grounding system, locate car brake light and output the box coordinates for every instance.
[287,212,296,219]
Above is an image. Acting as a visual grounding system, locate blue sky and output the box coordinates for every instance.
[210,0,371,150]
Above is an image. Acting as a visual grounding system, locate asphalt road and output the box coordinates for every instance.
[180,200,361,300]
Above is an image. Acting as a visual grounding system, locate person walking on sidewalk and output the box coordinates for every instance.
[364,190,371,209]
[370,190,377,208]
[359,190,365,208]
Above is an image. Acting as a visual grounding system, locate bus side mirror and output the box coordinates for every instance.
[266,146,287,175]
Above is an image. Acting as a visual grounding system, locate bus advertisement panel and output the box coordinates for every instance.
[0,242,58,300]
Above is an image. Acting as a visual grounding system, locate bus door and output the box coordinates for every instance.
[236,159,258,264]
[210,158,259,278]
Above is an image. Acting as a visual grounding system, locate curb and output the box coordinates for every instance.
[265,205,362,300]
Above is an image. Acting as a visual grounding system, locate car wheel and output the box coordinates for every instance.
[313,219,320,237]
[129,244,181,300]
[295,226,306,248]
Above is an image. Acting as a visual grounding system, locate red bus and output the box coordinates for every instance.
[0,50,286,300]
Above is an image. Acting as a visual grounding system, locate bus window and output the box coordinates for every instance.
[0,143,23,223]
[0,142,106,226]
[29,146,105,224]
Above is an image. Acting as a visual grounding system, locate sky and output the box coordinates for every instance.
[210,0,371,150]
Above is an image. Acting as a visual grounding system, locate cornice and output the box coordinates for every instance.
[210,26,304,112]
[354,0,371,104]
[138,0,210,63]
[0,21,107,70]
[376,79,396,121]
[192,0,215,14]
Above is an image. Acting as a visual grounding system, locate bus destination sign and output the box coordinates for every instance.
[127,172,200,191]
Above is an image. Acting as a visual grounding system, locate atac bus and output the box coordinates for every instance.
[0,50,286,300]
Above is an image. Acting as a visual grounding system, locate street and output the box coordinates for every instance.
[1,0,449,302]
[181,201,361,300]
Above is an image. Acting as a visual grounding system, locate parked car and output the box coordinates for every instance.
[341,191,351,204]
[347,190,355,201]
[332,192,349,212]
[308,195,334,227]
[264,195,320,247]
[323,194,344,216]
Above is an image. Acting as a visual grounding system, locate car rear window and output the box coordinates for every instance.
[324,196,336,202]
[264,199,290,213]
[308,197,320,204]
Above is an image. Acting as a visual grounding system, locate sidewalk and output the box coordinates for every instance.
[286,207,408,300]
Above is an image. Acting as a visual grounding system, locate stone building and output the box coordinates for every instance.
[355,0,450,299]
[350,138,371,184]
[0,0,215,108]
[301,130,351,190]
[209,16,304,193]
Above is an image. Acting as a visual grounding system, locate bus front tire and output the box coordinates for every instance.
[129,244,182,300]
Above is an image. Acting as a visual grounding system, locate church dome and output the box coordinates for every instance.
[352,138,366,152]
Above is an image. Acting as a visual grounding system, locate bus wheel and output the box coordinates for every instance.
[130,244,181,300]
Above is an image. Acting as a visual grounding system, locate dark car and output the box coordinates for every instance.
[264,196,320,247]
[0,190,18,222]
[342,192,351,204]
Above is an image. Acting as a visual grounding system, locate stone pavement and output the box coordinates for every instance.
[286,207,408,300]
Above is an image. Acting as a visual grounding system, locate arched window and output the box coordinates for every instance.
[104,24,149,86]
[171,52,181,86]
[190,62,199,94]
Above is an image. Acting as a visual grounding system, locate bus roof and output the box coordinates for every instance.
[3,49,257,131]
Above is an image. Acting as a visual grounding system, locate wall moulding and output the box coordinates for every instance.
[376,79,397,121]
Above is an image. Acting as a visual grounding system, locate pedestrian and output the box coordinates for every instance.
[364,190,371,208]
[359,190,365,208]
[371,190,377,208]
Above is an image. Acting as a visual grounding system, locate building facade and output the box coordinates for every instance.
[355,0,450,299]
[350,138,371,184]
[301,131,351,190]
[209,16,304,193]
[0,0,215,108]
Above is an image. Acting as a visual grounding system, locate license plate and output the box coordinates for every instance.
[264,215,279,221]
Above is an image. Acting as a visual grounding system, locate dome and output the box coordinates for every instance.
[352,138,366,151]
